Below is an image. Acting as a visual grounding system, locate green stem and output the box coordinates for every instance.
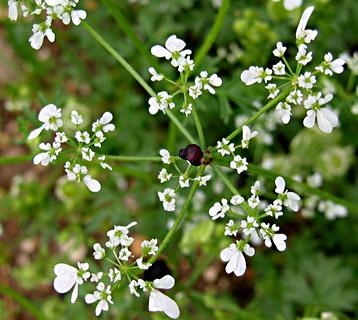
[191,102,206,149]
[82,22,198,144]
[106,155,163,162]
[0,154,33,164]
[210,163,253,215]
[226,87,291,141]
[346,72,356,92]
[193,0,231,73]
[100,0,163,73]
[81,21,156,97]
[166,109,197,145]
[0,285,48,320]
[148,165,205,264]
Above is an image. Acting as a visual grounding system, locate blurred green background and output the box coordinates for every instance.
[0,0,358,319]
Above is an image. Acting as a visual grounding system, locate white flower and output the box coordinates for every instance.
[85,282,113,316]
[148,91,175,115]
[178,56,195,73]
[28,104,63,140]
[241,125,258,148]
[55,132,68,143]
[70,110,83,125]
[33,142,61,166]
[272,0,302,10]
[275,176,301,211]
[70,10,87,26]
[158,188,176,212]
[106,222,137,242]
[45,0,63,5]
[209,199,229,220]
[303,93,338,133]
[264,200,283,219]
[179,175,190,188]
[188,84,202,99]
[82,147,95,161]
[318,201,348,220]
[129,280,141,297]
[216,138,235,156]
[240,216,259,236]
[119,247,132,261]
[53,262,90,303]
[90,272,103,283]
[75,131,90,144]
[272,61,286,75]
[276,102,292,124]
[137,258,152,270]
[158,168,172,183]
[240,66,263,85]
[296,6,318,44]
[307,172,323,188]
[94,131,106,147]
[93,243,105,260]
[230,155,248,174]
[159,149,171,164]
[248,195,260,209]
[266,83,279,99]
[194,175,211,186]
[29,20,55,50]
[296,44,313,65]
[260,223,287,251]
[220,242,255,277]
[250,181,261,196]
[149,275,180,319]
[298,71,316,89]
[287,89,303,105]
[224,220,239,237]
[315,52,345,76]
[148,67,163,81]
[108,268,121,283]
[65,163,101,192]
[141,239,158,255]
[151,34,192,68]
[195,71,222,94]
[98,155,112,170]
[180,103,192,116]
[340,52,358,75]
[105,237,120,249]
[8,0,18,21]
[92,112,115,133]
[230,195,244,205]
[273,42,287,57]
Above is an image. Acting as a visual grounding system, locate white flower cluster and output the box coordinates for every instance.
[240,6,345,134]
[157,148,211,212]
[215,125,258,176]
[53,222,180,318]
[148,35,222,116]
[8,0,86,50]
[28,104,115,192]
[209,177,300,277]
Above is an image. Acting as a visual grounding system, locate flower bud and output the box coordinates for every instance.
[179,144,203,166]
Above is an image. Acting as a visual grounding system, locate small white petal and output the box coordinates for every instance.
[275,176,285,194]
[154,275,175,290]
